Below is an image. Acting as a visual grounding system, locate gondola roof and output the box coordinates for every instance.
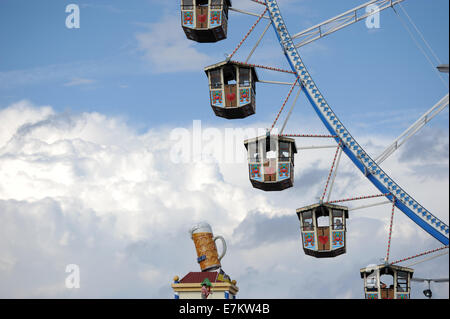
[195,0,232,6]
[244,136,297,154]
[204,60,260,82]
[296,202,349,218]
[359,264,414,278]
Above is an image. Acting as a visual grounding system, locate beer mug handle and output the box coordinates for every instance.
[213,236,227,261]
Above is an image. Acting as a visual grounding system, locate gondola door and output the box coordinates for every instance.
[196,4,208,29]
[225,84,237,107]
[381,288,394,299]
[317,227,330,251]
[262,136,278,182]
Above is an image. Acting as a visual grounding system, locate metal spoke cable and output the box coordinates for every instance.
[259,80,301,86]
[298,145,339,150]
[321,141,342,202]
[385,198,396,263]
[392,6,448,89]
[279,134,337,138]
[281,134,340,151]
[280,87,302,134]
[326,146,343,202]
[250,0,267,5]
[228,7,268,60]
[269,75,301,132]
[230,60,296,75]
[229,7,270,20]
[406,251,448,267]
[325,193,391,205]
[349,200,392,212]
[390,245,449,265]
[398,2,443,66]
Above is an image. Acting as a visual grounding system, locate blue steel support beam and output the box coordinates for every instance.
[264,0,449,245]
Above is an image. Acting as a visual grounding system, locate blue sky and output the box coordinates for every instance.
[0,0,448,299]
[0,0,448,132]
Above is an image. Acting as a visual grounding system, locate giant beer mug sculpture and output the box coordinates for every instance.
[190,222,227,272]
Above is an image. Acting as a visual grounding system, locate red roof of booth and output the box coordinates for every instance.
[180,272,219,284]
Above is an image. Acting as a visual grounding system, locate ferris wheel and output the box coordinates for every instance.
[180,0,449,299]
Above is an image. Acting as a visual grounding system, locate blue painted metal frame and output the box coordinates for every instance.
[265,0,449,245]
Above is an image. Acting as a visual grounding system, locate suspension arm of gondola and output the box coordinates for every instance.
[375,94,449,164]
[258,80,301,86]
[279,134,338,138]
[325,193,392,205]
[229,7,270,20]
[298,145,340,150]
[227,7,268,61]
[321,141,342,202]
[265,0,449,245]
[348,200,392,212]
[245,20,272,63]
[269,75,301,132]
[291,0,406,48]
[280,88,302,135]
[326,146,343,202]
[230,60,296,75]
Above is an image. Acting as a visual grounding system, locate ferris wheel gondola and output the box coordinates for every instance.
[296,203,349,258]
[244,134,297,191]
[204,61,259,119]
[181,0,232,43]
[360,264,414,299]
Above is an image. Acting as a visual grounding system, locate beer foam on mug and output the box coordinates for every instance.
[190,222,213,238]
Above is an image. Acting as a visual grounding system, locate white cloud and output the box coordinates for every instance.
[0,100,54,142]
[135,16,217,73]
[0,101,448,298]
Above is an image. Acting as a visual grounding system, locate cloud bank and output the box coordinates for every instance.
[0,100,448,298]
